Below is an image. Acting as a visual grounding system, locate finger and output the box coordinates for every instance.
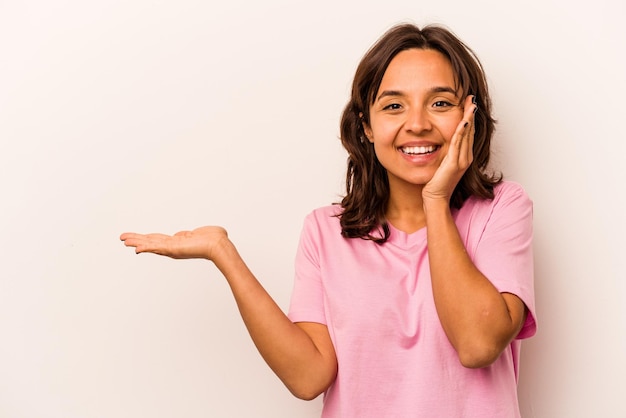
[459,124,473,168]
[121,237,145,249]
[120,232,140,241]
[448,96,475,159]
[451,118,470,153]
[126,238,164,255]
[458,95,477,165]
[120,233,164,251]
[463,95,477,119]
[467,98,477,164]
[456,122,473,168]
[467,117,475,164]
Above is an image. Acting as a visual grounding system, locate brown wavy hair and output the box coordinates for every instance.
[338,23,501,243]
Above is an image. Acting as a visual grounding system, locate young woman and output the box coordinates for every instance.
[121,23,536,417]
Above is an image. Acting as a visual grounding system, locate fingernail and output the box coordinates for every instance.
[473,106,478,114]
[464,121,469,127]
[472,95,477,104]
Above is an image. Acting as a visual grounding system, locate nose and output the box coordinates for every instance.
[405,106,432,134]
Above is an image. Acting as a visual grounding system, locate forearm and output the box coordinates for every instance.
[424,199,523,368]
[211,240,337,399]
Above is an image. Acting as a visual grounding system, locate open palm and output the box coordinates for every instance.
[120,226,229,261]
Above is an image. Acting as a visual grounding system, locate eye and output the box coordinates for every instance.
[382,103,402,111]
[433,100,453,108]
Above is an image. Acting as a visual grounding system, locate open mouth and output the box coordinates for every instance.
[400,145,439,155]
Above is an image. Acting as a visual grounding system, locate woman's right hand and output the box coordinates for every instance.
[120,226,230,261]
[120,225,338,398]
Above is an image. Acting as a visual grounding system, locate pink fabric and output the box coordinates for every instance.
[288,181,536,418]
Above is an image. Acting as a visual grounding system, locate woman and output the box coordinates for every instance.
[121,23,536,417]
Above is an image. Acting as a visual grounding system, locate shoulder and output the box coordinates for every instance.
[296,205,348,259]
[303,204,344,227]
[456,181,534,261]
[493,180,532,204]
[299,204,344,240]
[455,181,533,235]
[461,181,532,215]
[491,181,533,220]
[308,204,344,218]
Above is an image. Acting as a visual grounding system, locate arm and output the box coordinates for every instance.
[422,96,527,368]
[120,227,337,399]
[423,200,527,368]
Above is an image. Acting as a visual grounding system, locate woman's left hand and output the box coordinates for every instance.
[422,95,477,204]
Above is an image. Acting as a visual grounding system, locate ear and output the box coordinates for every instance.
[359,112,374,143]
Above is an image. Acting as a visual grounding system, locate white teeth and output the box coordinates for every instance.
[401,145,436,155]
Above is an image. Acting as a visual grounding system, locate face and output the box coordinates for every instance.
[363,48,464,190]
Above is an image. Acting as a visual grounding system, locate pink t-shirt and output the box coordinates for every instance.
[288,181,536,418]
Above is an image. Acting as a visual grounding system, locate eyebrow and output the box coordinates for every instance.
[376,86,458,102]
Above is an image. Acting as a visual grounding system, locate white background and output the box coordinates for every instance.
[1,1,625,417]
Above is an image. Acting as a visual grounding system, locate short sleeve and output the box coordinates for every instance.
[287,212,327,325]
[472,182,537,339]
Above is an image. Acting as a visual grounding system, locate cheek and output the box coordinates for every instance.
[370,120,403,144]
[439,115,463,142]
[371,142,389,162]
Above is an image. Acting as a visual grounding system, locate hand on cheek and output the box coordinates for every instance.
[422,95,478,203]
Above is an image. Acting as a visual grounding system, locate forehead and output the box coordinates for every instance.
[379,48,456,91]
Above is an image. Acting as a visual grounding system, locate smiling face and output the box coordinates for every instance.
[363,48,464,192]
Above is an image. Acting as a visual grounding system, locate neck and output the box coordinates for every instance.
[385,182,426,234]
